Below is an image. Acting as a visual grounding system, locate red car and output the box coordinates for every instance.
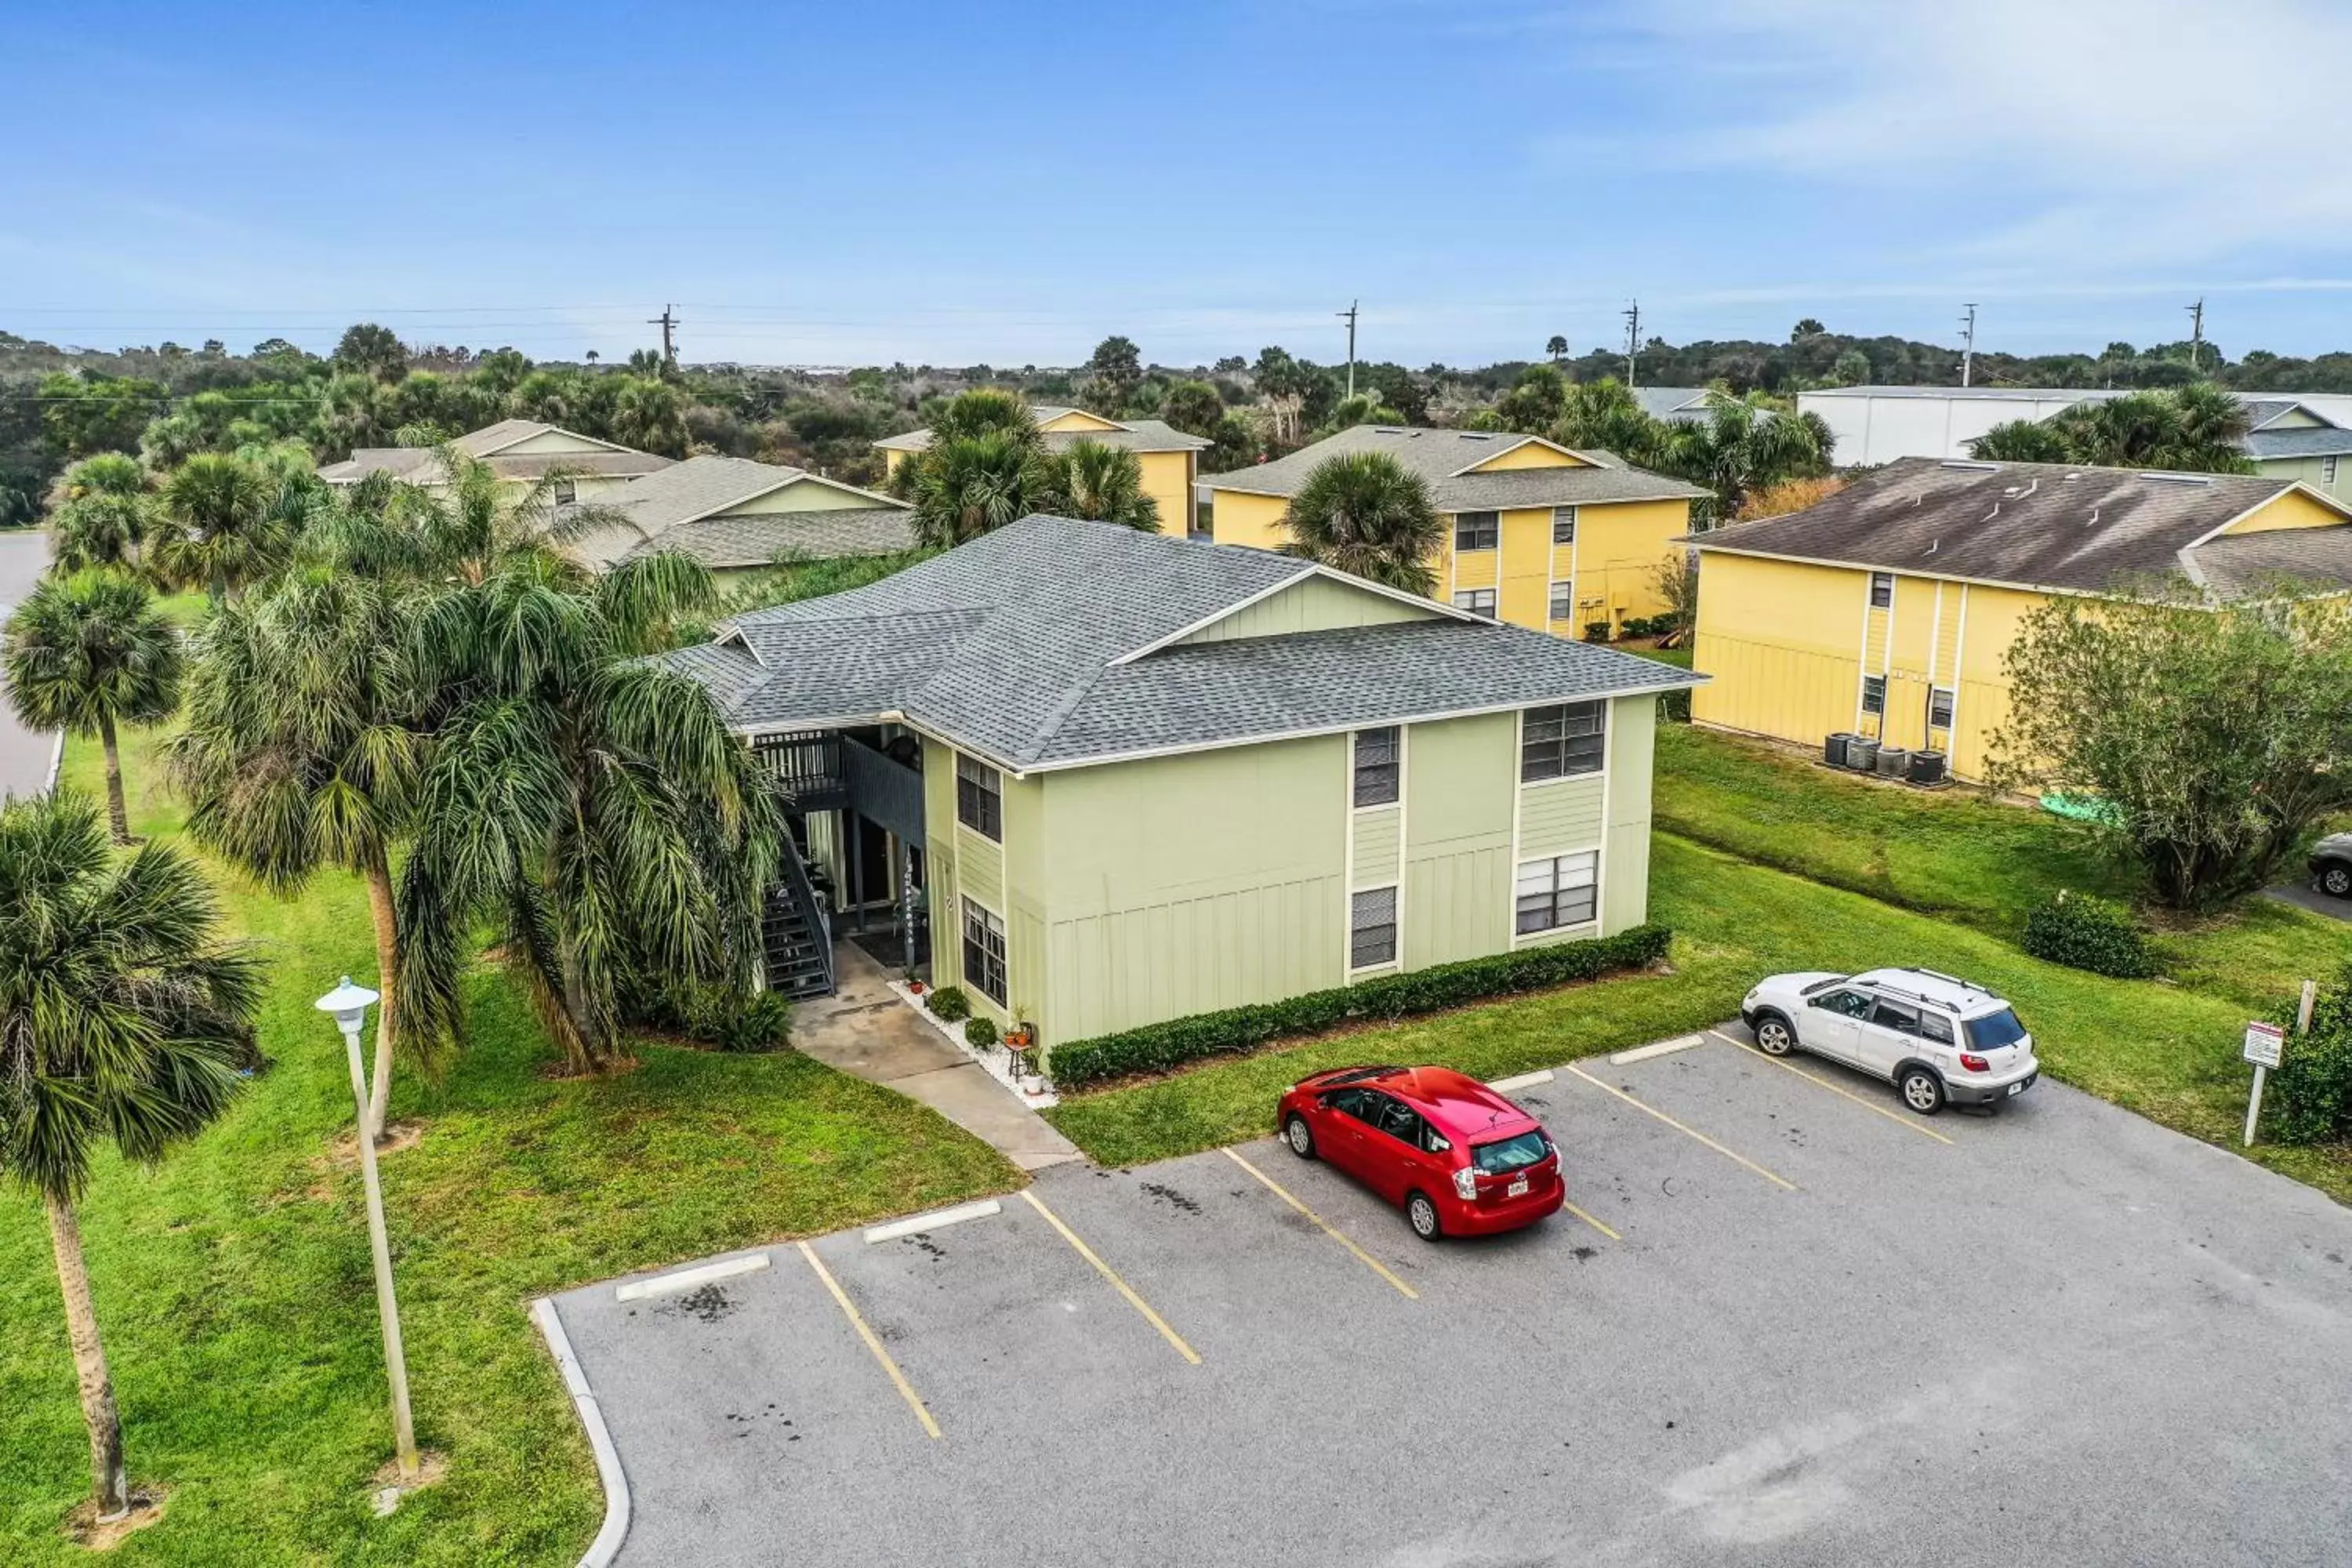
[1276,1065,1564,1241]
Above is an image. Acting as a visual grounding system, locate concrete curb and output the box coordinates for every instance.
[533,1298,630,1568]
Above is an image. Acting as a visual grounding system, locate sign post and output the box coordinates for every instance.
[2242,980,2318,1148]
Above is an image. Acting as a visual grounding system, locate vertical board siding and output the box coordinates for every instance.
[1602,693,1657,934]
[1402,711,1514,968]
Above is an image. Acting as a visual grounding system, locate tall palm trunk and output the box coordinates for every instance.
[361,844,401,1140]
[96,715,130,846]
[46,1195,129,1521]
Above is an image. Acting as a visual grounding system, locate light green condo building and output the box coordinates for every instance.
[662,515,1700,1052]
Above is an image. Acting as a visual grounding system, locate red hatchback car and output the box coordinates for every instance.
[1277,1065,1564,1241]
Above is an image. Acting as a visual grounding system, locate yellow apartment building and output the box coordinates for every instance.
[876,405,1210,536]
[1196,425,1706,640]
[1690,456,2352,781]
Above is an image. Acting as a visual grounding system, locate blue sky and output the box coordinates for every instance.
[6,0,2352,369]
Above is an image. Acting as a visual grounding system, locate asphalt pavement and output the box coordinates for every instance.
[550,1022,2352,1568]
[0,531,56,801]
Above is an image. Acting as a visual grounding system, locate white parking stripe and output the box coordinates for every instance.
[863,1198,1004,1244]
[614,1252,770,1301]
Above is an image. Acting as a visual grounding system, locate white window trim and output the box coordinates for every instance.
[1348,883,1403,972]
[1342,726,1409,974]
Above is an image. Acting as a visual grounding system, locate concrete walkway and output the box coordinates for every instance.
[792,943,1081,1171]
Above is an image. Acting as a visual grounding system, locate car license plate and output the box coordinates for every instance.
[1507,1177,1530,1197]
[2007,1080,2025,1097]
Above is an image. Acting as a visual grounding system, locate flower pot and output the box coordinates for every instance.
[1019,1073,1047,1095]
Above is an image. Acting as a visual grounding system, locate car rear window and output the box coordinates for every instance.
[1966,1008,2029,1049]
[1472,1131,1549,1174]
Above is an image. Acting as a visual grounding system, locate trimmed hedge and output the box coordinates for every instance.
[2020,889,2158,979]
[964,1014,1000,1048]
[927,985,971,1022]
[1049,923,1673,1091]
[2270,967,2352,1145]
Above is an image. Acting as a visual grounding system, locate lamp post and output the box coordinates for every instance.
[314,976,419,1483]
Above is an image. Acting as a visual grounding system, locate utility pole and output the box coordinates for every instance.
[1959,303,1979,387]
[2186,298,2205,373]
[648,303,679,367]
[1338,300,1358,399]
[1621,300,1641,388]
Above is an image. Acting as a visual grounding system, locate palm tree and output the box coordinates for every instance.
[928,387,1039,445]
[1277,452,1445,594]
[1054,439,1161,532]
[396,552,789,1075]
[169,567,430,1136]
[0,792,258,1522]
[46,455,151,574]
[1974,385,2254,474]
[1969,419,2074,463]
[1653,396,1835,523]
[149,453,298,603]
[1551,378,1669,465]
[909,429,1062,547]
[2,571,183,844]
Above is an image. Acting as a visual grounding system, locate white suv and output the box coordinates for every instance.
[1740,967,2040,1116]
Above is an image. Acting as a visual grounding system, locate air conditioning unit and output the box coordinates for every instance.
[1908,750,1948,786]
[1845,737,1879,771]
[1875,745,1911,780]
[1824,732,1856,768]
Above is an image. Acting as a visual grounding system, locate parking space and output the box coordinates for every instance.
[551,1022,2352,1568]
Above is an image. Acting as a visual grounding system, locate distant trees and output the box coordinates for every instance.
[332,322,408,380]
[1969,383,2255,474]
[37,375,162,463]
[1160,379,1225,439]
[1991,589,2352,910]
[46,456,150,572]
[1084,336,1144,412]
[1655,397,1838,523]
[1276,452,1444,593]
[1546,335,1570,362]
[2,571,183,843]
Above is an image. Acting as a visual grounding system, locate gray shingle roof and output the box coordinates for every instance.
[2184,526,2352,597]
[1202,425,1706,510]
[1693,456,2352,597]
[621,508,916,569]
[566,454,910,568]
[318,421,670,485]
[874,410,1210,456]
[656,514,1697,768]
[2245,426,2352,459]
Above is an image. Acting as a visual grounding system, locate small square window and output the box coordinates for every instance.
[1869,571,1894,608]
[1352,727,1399,808]
[554,478,578,506]
[1861,675,1887,717]
[955,753,1002,840]
[1928,686,1955,728]
[960,897,1007,1005]
[1349,886,1398,968]
[1454,511,1499,552]
[1521,702,1606,782]
[1515,851,1598,934]
[1548,581,1574,622]
[1452,588,1497,619]
[1552,506,1577,545]
[2327,456,2340,485]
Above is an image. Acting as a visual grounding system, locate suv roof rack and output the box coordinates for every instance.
[1871,983,1963,1015]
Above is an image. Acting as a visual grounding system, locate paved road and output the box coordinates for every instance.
[2265,880,2352,924]
[551,1022,2352,1567]
[0,531,55,801]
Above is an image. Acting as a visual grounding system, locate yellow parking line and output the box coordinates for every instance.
[1019,1189,1203,1365]
[795,1241,940,1439]
[1708,1029,1956,1145]
[1222,1148,1420,1298]
[1561,1199,1621,1242]
[1561,1062,1798,1191]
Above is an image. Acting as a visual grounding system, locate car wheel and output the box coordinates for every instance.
[1753,1012,1797,1057]
[2322,863,2352,899]
[1284,1113,1316,1160]
[1406,1191,1443,1243]
[1900,1066,1947,1116]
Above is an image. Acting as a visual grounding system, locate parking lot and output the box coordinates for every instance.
[549,1022,2352,1567]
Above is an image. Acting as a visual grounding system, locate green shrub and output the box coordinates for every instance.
[2270,967,2352,1145]
[1657,687,1691,724]
[1584,620,1613,643]
[624,977,792,1052]
[964,1014,1000,1047]
[1049,923,1672,1090]
[715,991,793,1053]
[927,985,971,1022]
[2020,889,2158,978]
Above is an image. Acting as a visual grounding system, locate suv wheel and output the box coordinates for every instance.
[1899,1066,1947,1116]
[1284,1113,1316,1160]
[1753,1013,1796,1057]
[1406,1192,1443,1243]
[2321,863,2352,899]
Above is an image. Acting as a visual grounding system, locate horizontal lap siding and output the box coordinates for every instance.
[1352,804,1402,887]
[1518,776,1603,858]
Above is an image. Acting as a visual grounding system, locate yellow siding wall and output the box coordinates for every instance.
[1446,497,1690,637]
[2218,488,2345,535]
[883,448,910,477]
[1135,449,1196,535]
[1575,499,1691,630]
[1039,410,1123,433]
[1207,490,1290,550]
[1460,440,1590,473]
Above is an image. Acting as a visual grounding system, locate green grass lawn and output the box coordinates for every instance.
[1653,724,2352,1015]
[0,725,1020,1564]
[1046,833,2352,1204]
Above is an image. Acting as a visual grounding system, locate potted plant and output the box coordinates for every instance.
[1007,1022,1046,1094]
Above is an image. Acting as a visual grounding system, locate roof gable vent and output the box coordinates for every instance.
[1457,431,1493,441]
[2138,471,2212,485]
[1940,459,1999,471]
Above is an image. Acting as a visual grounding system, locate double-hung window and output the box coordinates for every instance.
[1548,581,1575,622]
[1454,510,1499,552]
[1349,886,1398,968]
[1515,851,1598,934]
[955,753,1001,840]
[1520,702,1606,782]
[1552,506,1578,545]
[1352,727,1399,807]
[1452,588,1497,619]
[1869,571,1895,608]
[960,897,1007,1005]
[1928,686,1955,729]
[1861,676,1887,717]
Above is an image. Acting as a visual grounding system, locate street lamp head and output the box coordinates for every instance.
[314,975,380,1042]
